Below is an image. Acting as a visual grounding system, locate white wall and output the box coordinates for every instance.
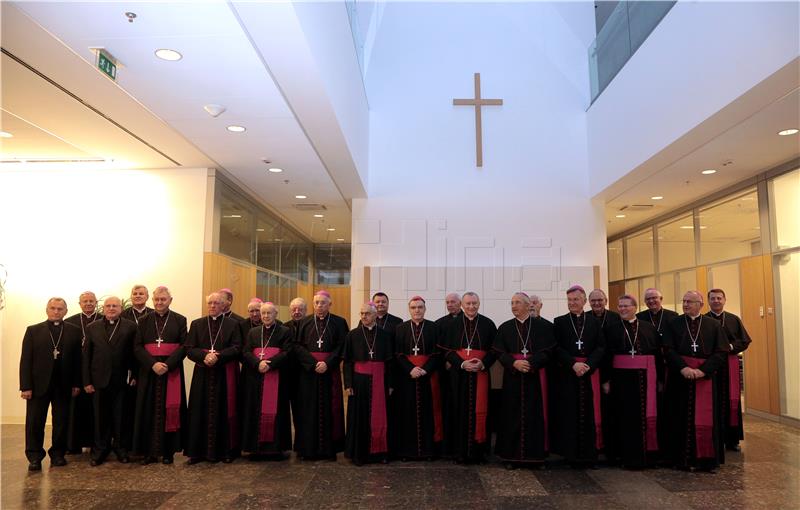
[0,167,209,423]
[351,2,603,327]
[587,1,800,197]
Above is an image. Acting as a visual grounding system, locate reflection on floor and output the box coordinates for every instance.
[1,415,798,509]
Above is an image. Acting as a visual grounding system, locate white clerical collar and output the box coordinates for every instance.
[211,315,220,321]
[363,323,375,330]
[83,312,95,318]
[133,307,146,313]
[108,319,116,324]
[377,313,387,319]
[52,321,61,326]
[465,315,477,321]
[316,314,328,320]
[572,312,583,318]
[688,314,701,320]
[627,318,637,323]
[711,311,723,317]
[516,316,529,323]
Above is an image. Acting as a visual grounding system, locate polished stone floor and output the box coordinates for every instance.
[1,415,798,509]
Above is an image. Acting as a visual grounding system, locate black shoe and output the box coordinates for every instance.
[51,457,67,467]
[28,460,42,472]
[141,457,156,465]
[504,462,516,470]
[90,459,101,467]
[222,457,234,464]
[186,457,203,465]
[118,456,130,464]
[162,457,173,465]
[726,444,741,452]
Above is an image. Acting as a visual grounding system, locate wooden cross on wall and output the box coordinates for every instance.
[453,73,503,167]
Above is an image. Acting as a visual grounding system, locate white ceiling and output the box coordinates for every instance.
[1,1,353,243]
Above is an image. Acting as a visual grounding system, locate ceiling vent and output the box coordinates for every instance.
[618,204,654,212]
[293,203,327,211]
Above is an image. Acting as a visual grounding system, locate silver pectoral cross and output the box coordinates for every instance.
[576,339,584,350]
[209,348,216,354]
[317,338,324,349]
[691,342,698,353]
[521,347,529,356]
[412,345,420,356]
[156,338,163,348]
[465,346,472,356]
[629,346,636,357]
[53,348,60,360]
[368,350,374,359]
[259,350,265,360]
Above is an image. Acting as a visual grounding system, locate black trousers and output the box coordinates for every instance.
[92,384,127,461]
[25,388,71,462]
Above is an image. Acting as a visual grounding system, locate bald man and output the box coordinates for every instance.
[588,289,621,328]
[83,296,139,466]
[20,298,82,471]
[663,291,729,472]
[65,291,101,454]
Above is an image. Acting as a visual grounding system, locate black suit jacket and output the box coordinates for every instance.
[19,321,82,397]
[83,318,139,389]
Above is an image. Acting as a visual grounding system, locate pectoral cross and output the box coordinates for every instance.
[368,350,374,360]
[209,348,216,354]
[258,350,265,360]
[156,338,163,348]
[412,345,420,356]
[629,346,636,357]
[575,339,583,350]
[453,73,503,167]
[465,346,472,357]
[691,342,698,353]
[53,348,60,360]
[521,347,529,356]
[317,337,324,349]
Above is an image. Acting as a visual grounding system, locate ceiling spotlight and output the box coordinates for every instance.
[222,214,242,219]
[679,225,694,229]
[313,214,324,218]
[0,131,13,138]
[651,196,663,200]
[701,169,717,175]
[267,167,283,173]
[155,48,182,61]
[615,214,626,218]
[125,12,137,23]
[778,128,799,136]
[256,228,265,232]
[327,227,336,231]
[203,104,226,118]
[226,125,246,133]
[295,195,307,199]
[336,238,345,242]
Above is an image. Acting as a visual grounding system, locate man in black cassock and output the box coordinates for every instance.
[434,292,461,458]
[706,288,751,452]
[663,291,729,472]
[20,298,82,471]
[287,297,308,444]
[603,294,662,469]
[220,288,246,322]
[292,290,348,460]
[588,288,620,454]
[83,296,138,465]
[442,291,496,464]
[241,302,293,459]
[120,284,151,453]
[494,292,555,469]
[344,302,393,465]
[185,292,242,464]
[372,292,403,334]
[132,286,187,464]
[637,287,679,461]
[551,285,605,467]
[529,294,544,318]
[240,297,263,340]
[392,296,441,460]
[64,291,100,454]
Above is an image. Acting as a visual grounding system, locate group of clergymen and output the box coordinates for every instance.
[20,283,750,473]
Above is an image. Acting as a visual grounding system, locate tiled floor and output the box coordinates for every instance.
[1,416,798,509]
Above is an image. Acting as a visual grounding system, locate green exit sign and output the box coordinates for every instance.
[97,50,117,80]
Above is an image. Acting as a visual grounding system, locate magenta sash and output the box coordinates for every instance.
[682,356,715,459]
[575,357,603,450]
[408,355,443,442]
[728,354,740,426]
[144,342,182,432]
[513,353,549,450]
[254,347,281,442]
[456,349,489,443]
[354,361,388,454]
[613,354,658,451]
[311,352,344,441]
[202,349,238,447]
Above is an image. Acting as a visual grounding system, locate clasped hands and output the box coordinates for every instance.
[680,367,706,380]
[410,366,427,379]
[460,358,484,372]
[513,359,531,373]
[572,361,590,377]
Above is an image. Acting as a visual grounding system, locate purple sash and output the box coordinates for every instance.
[613,354,658,451]
[682,356,715,459]
[311,352,344,442]
[354,361,388,454]
[253,347,281,442]
[144,343,182,432]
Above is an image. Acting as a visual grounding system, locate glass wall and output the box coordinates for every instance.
[625,228,655,278]
[770,169,800,250]
[658,214,695,272]
[315,243,351,285]
[698,189,760,265]
[608,239,624,281]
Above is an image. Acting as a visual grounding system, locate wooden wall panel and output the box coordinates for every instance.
[761,254,781,415]
[202,252,256,317]
[608,281,626,311]
[740,255,774,413]
[695,266,710,314]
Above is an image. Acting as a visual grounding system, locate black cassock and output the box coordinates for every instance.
[494,316,555,464]
[64,312,101,452]
[591,309,621,453]
[706,310,751,448]
[442,313,497,463]
[663,314,729,470]
[344,324,393,464]
[602,319,662,468]
[286,317,306,446]
[132,310,187,460]
[392,319,441,460]
[120,307,151,451]
[551,311,606,463]
[184,315,242,461]
[292,313,349,459]
[434,311,461,458]
[240,323,293,456]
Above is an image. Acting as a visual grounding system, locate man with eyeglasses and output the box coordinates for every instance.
[662,291,729,472]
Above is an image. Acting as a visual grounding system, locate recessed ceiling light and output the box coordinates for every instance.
[615,214,626,218]
[680,225,694,229]
[651,196,663,200]
[274,238,283,242]
[336,238,345,242]
[313,214,324,218]
[701,169,717,175]
[256,228,265,232]
[778,128,799,136]
[327,227,336,231]
[267,167,283,173]
[222,214,242,219]
[155,48,182,61]
[295,195,307,199]
[0,131,13,138]
[226,125,246,133]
